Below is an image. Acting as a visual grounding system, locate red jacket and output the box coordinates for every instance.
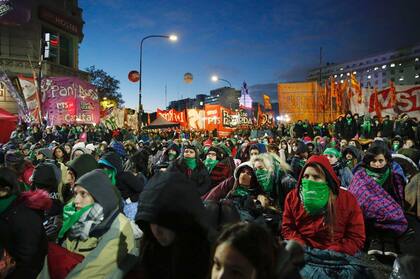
[282,187,365,256]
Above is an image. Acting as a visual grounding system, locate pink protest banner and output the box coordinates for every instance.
[41,77,99,125]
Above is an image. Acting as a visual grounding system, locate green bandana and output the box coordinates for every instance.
[103,168,117,186]
[347,118,352,125]
[255,169,273,194]
[204,158,219,173]
[234,186,250,197]
[365,167,391,186]
[18,181,30,192]
[168,153,177,161]
[362,120,371,134]
[0,194,17,215]
[301,179,330,215]
[392,144,400,152]
[58,202,93,239]
[184,157,197,170]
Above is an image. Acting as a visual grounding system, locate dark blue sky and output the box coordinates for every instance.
[79,0,420,111]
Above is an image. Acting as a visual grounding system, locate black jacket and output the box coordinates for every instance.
[0,190,50,279]
[132,172,211,279]
[167,158,211,196]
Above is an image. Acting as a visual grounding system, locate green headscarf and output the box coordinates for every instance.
[58,202,93,239]
[301,179,330,215]
[184,157,197,170]
[323,148,341,159]
[204,158,219,173]
[255,169,273,194]
[0,194,17,215]
[103,168,117,186]
[366,167,391,186]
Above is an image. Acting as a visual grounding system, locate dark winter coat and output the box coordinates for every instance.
[167,158,212,196]
[381,119,394,138]
[341,118,358,140]
[130,171,211,279]
[0,190,51,279]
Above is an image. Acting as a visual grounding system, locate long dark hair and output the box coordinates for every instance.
[362,143,392,168]
[0,167,20,196]
[213,222,279,279]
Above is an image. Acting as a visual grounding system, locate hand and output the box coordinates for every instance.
[257,195,270,208]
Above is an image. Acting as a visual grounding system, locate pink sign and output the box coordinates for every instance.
[41,77,100,125]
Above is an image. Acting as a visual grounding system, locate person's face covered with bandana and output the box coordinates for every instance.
[300,165,331,215]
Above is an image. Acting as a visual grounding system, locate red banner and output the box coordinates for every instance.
[157,109,187,127]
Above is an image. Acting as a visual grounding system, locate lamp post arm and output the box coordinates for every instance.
[219,78,232,87]
[138,35,170,130]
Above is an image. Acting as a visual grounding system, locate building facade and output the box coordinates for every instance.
[205,87,241,110]
[307,44,420,88]
[0,0,86,113]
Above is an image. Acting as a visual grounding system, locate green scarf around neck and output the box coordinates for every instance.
[103,168,117,186]
[0,194,17,215]
[184,157,197,170]
[234,185,250,197]
[365,167,391,186]
[204,158,219,173]
[58,202,93,239]
[347,118,352,125]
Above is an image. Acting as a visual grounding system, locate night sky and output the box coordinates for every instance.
[79,0,420,111]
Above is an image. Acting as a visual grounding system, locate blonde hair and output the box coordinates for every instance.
[250,154,274,173]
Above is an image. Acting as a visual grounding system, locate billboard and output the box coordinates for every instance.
[41,77,100,125]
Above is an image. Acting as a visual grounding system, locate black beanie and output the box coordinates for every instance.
[32,162,60,192]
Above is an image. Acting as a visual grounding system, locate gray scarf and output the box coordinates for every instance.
[68,203,104,241]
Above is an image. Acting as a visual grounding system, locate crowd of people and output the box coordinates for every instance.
[0,110,419,279]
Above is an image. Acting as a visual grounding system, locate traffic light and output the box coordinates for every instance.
[43,33,59,59]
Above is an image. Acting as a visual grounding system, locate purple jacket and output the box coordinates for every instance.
[348,168,407,235]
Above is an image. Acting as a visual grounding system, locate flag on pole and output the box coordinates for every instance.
[350,74,362,104]
[372,87,382,121]
[263,94,272,110]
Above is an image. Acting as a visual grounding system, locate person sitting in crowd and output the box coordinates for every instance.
[282,155,367,278]
[211,222,302,279]
[0,167,51,279]
[323,147,353,188]
[167,144,211,196]
[31,162,63,241]
[349,144,411,256]
[127,172,211,279]
[39,169,138,278]
[4,150,33,191]
[290,141,308,180]
[204,146,235,189]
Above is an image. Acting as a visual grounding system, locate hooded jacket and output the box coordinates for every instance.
[202,162,261,201]
[39,170,138,279]
[167,146,211,196]
[0,190,51,279]
[99,151,124,174]
[133,171,211,279]
[282,155,365,256]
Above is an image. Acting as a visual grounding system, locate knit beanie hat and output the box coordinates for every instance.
[32,162,61,191]
[323,148,341,159]
[37,148,53,159]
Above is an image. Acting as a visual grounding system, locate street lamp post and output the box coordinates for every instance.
[138,34,177,130]
[211,75,232,87]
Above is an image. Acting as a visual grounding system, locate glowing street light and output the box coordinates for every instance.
[211,75,232,87]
